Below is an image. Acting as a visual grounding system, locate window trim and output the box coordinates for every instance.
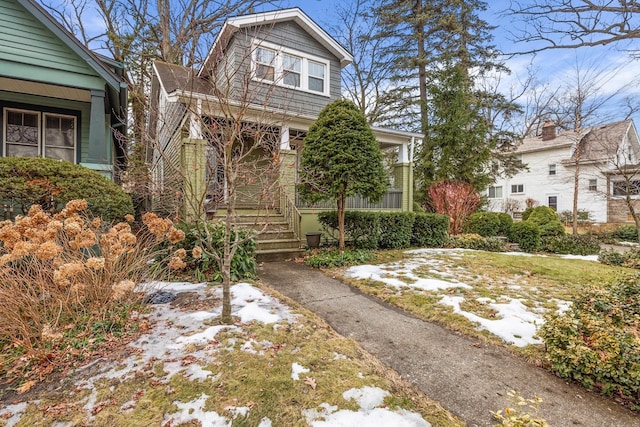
[488,185,503,199]
[588,179,597,192]
[3,106,79,163]
[548,164,557,175]
[510,184,524,194]
[548,195,558,211]
[251,40,331,97]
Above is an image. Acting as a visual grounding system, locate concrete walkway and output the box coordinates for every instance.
[258,261,640,427]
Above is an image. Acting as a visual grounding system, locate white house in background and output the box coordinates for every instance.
[487,120,640,223]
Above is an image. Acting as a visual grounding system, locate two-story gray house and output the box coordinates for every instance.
[150,8,420,258]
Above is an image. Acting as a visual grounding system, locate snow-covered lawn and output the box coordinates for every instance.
[0,281,438,427]
[344,248,597,348]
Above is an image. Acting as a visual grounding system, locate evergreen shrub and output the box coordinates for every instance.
[0,157,133,224]
[464,212,501,237]
[614,225,638,242]
[411,213,449,247]
[540,234,600,255]
[496,213,513,236]
[318,211,380,249]
[173,223,256,282]
[446,234,506,252]
[378,212,415,249]
[509,222,540,252]
[540,276,640,406]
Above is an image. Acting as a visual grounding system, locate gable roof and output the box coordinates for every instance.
[16,0,125,91]
[200,8,353,76]
[516,119,639,166]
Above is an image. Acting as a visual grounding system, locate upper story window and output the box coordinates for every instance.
[252,40,330,96]
[511,184,524,194]
[255,47,276,81]
[3,108,76,163]
[588,179,597,191]
[549,164,556,175]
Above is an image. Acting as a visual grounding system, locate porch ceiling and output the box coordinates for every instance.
[0,76,91,102]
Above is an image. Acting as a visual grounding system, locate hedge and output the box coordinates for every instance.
[464,212,501,237]
[318,211,449,250]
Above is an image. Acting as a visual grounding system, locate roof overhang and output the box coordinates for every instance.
[18,0,126,91]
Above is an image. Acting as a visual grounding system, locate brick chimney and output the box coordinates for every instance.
[541,121,556,141]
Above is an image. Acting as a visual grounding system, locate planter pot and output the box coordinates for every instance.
[305,232,322,249]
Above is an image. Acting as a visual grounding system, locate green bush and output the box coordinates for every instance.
[446,234,506,252]
[540,234,601,255]
[411,213,449,247]
[539,276,640,405]
[598,248,624,266]
[173,222,256,282]
[614,225,638,242]
[304,248,376,268]
[496,213,513,236]
[522,207,534,221]
[464,212,501,237]
[538,220,566,237]
[509,222,540,252]
[378,212,415,249]
[525,206,564,237]
[318,211,380,249]
[0,157,133,224]
[527,206,559,225]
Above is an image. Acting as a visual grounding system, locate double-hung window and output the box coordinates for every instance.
[252,41,330,96]
[4,108,76,162]
[511,184,524,194]
[488,186,503,199]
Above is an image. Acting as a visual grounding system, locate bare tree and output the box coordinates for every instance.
[507,0,640,56]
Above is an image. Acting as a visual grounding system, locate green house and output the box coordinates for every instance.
[150,8,421,259]
[0,0,127,178]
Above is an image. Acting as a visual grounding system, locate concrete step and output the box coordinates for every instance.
[256,248,306,263]
[257,238,302,251]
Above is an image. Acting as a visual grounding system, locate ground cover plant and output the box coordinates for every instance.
[333,248,633,363]
[0,281,462,426]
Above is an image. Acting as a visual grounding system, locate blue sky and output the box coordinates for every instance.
[281,0,640,128]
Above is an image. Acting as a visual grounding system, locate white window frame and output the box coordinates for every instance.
[251,40,331,97]
[510,184,524,194]
[588,179,597,192]
[488,185,503,199]
[548,164,556,175]
[43,112,77,162]
[548,195,558,211]
[3,107,77,162]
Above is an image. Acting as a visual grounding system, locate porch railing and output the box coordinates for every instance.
[281,191,302,245]
[295,189,403,210]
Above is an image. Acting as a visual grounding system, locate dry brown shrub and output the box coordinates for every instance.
[0,200,185,363]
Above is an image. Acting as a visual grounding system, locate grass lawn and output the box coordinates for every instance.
[0,281,461,427]
[333,248,636,362]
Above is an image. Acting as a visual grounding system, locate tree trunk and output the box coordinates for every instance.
[572,160,579,234]
[337,195,345,253]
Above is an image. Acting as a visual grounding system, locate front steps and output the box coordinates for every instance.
[233,213,305,262]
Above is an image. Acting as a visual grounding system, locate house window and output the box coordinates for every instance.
[511,184,524,194]
[255,47,276,81]
[548,196,558,210]
[4,108,76,162]
[549,164,556,175]
[588,179,597,191]
[613,180,640,196]
[252,41,330,96]
[283,53,301,87]
[488,186,503,198]
[308,60,325,93]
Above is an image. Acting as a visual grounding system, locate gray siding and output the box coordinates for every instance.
[212,21,341,117]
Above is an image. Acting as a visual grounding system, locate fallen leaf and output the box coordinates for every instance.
[17,380,37,394]
[304,377,317,390]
